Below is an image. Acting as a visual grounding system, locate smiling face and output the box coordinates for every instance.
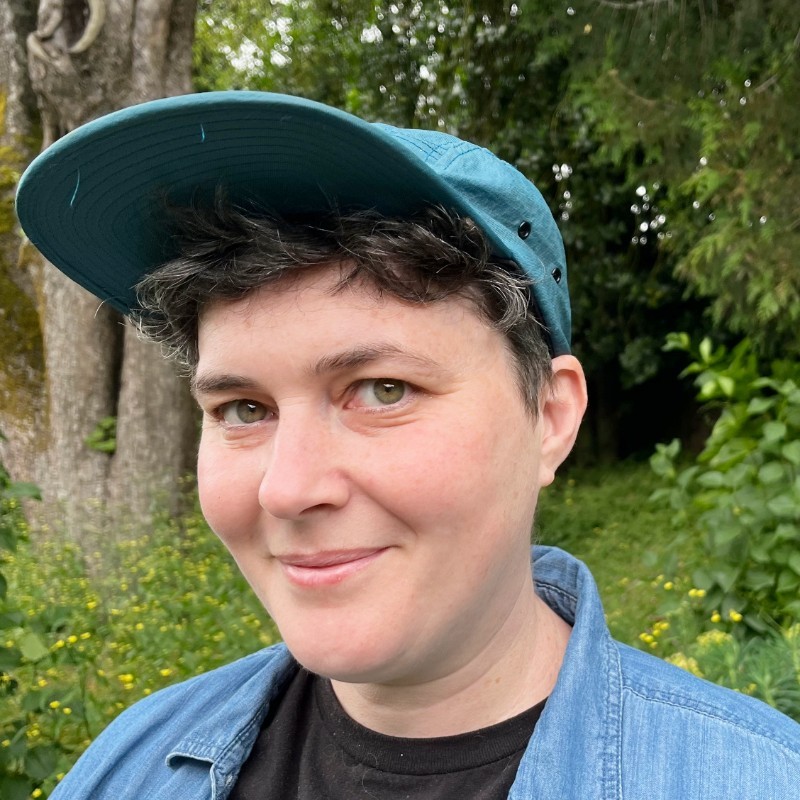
[194,267,554,687]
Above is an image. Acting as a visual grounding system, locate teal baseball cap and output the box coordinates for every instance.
[15,91,571,354]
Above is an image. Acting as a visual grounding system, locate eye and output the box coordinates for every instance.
[218,399,269,425]
[353,379,409,408]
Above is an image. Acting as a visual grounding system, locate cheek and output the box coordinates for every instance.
[197,439,262,543]
[365,419,529,531]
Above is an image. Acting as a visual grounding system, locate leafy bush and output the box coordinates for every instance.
[651,335,800,631]
[0,453,278,798]
[1,436,58,800]
[667,626,800,723]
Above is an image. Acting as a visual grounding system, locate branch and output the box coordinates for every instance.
[754,26,800,94]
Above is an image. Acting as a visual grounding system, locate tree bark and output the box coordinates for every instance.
[0,0,198,547]
[0,0,41,486]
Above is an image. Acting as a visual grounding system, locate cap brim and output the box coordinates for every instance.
[16,92,478,314]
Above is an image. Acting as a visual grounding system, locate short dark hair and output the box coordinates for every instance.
[134,199,553,411]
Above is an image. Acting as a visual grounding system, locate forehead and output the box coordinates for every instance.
[195,266,515,383]
[199,264,478,337]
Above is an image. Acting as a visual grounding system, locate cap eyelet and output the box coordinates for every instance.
[517,220,532,239]
[551,267,562,284]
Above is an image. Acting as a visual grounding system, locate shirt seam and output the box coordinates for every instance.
[623,685,800,757]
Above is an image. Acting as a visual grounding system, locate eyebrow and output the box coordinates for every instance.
[311,344,441,376]
[191,343,443,398]
[191,373,261,398]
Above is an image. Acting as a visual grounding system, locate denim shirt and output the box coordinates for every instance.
[50,547,800,799]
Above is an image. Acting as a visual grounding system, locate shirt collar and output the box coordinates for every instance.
[509,546,623,799]
[165,646,296,797]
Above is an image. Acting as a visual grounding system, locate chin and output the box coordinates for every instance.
[282,625,403,684]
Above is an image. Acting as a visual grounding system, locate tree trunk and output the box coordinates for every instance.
[0,0,198,548]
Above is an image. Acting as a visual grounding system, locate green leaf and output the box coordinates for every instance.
[0,776,32,800]
[21,689,45,712]
[717,375,735,397]
[782,440,800,465]
[0,609,24,628]
[0,645,21,671]
[766,494,797,518]
[788,552,800,576]
[663,332,691,352]
[742,614,770,634]
[699,337,713,363]
[0,526,18,552]
[18,631,49,663]
[744,569,774,592]
[710,525,742,549]
[762,421,787,444]
[758,462,785,485]
[24,744,59,781]
[0,571,6,600]
[777,568,800,594]
[698,470,728,488]
[691,568,713,591]
[746,397,776,416]
[711,567,739,593]
[2,482,41,501]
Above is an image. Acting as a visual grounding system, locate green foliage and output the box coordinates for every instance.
[667,626,800,723]
[542,462,800,723]
[571,1,800,356]
[1,437,55,800]
[0,452,278,797]
[651,336,800,630]
[537,462,703,646]
[84,417,117,454]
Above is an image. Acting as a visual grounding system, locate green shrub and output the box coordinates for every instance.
[667,626,800,722]
[1,436,63,800]
[0,443,279,798]
[651,335,800,631]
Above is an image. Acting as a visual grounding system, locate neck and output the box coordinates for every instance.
[331,587,571,738]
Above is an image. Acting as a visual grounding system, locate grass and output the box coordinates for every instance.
[536,460,704,646]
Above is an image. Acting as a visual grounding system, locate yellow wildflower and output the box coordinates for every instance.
[728,609,743,623]
[49,700,61,710]
[697,629,732,648]
[710,611,721,623]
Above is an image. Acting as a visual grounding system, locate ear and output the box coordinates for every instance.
[537,355,587,487]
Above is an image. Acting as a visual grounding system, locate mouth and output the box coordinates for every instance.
[276,548,388,587]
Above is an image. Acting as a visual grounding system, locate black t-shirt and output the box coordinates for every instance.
[230,666,545,799]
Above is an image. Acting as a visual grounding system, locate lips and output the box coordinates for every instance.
[277,548,388,587]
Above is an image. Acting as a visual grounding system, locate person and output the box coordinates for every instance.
[16,91,800,799]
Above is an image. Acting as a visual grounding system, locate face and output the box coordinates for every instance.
[194,268,551,687]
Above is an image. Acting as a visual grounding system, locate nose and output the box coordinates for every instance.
[258,408,350,519]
